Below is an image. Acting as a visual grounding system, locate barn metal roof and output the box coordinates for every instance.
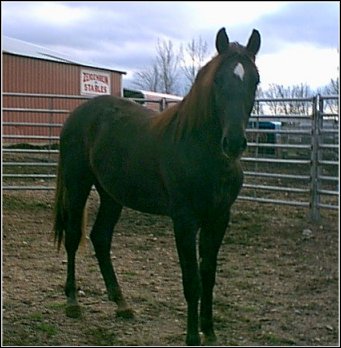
[2,36,126,74]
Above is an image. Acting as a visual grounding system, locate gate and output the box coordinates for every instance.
[240,95,338,221]
[2,93,339,221]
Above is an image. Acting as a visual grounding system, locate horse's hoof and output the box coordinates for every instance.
[116,307,135,319]
[202,334,217,346]
[65,304,82,318]
[186,334,201,346]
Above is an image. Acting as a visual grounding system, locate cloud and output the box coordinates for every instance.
[253,2,339,53]
[183,2,286,31]
[258,43,339,89]
[3,2,189,43]
[2,1,339,89]
[2,1,192,70]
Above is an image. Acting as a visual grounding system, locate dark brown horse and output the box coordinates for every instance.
[54,27,261,345]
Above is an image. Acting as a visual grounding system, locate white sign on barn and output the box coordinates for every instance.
[80,69,111,96]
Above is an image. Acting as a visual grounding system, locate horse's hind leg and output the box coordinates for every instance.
[64,177,93,318]
[90,185,134,318]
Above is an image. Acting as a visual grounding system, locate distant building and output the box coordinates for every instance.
[3,36,125,96]
[2,36,126,143]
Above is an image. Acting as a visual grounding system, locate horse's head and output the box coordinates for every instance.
[214,28,261,159]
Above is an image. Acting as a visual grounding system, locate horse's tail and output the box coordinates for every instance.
[53,156,88,251]
[53,156,67,251]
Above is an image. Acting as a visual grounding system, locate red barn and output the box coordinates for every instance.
[2,36,126,144]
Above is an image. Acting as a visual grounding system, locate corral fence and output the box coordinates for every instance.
[2,92,339,221]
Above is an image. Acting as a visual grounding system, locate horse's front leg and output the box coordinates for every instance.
[199,214,229,345]
[173,211,201,346]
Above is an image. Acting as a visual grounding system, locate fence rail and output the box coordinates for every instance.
[2,93,339,221]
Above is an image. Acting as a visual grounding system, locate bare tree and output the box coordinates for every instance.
[264,83,313,115]
[324,77,339,95]
[252,86,265,115]
[133,62,160,92]
[155,39,180,95]
[180,36,208,93]
[319,77,339,114]
[133,36,210,96]
[132,38,181,95]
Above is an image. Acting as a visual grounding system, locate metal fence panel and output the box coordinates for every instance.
[2,93,339,220]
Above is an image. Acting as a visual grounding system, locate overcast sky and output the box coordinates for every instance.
[2,1,340,92]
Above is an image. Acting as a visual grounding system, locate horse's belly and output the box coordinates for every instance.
[90,133,169,215]
[116,179,169,215]
[96,166,169,215]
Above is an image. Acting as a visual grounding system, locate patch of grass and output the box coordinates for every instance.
[240,304,257,313]
[47,302,66,310]
[34,322,58,337]
[25,312,58,338]
[87,326,119,345]
[28,312,44,322]
[122,271,138,278]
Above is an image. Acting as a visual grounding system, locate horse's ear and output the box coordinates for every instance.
[216,27,229,54]
[246,29,261,56]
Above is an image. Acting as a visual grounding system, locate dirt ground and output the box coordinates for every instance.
[2,190,339,346]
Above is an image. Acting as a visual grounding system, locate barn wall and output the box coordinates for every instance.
[3,53,123,96]
[2,53,124,142]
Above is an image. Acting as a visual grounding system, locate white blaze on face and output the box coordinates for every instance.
[233,62,245,81]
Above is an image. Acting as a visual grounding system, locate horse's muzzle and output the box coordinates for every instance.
[221,135,247,158]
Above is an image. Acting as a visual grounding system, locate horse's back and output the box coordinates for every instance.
[60,95,156,163]
[60,95,169,215]
[62,95,155,136]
